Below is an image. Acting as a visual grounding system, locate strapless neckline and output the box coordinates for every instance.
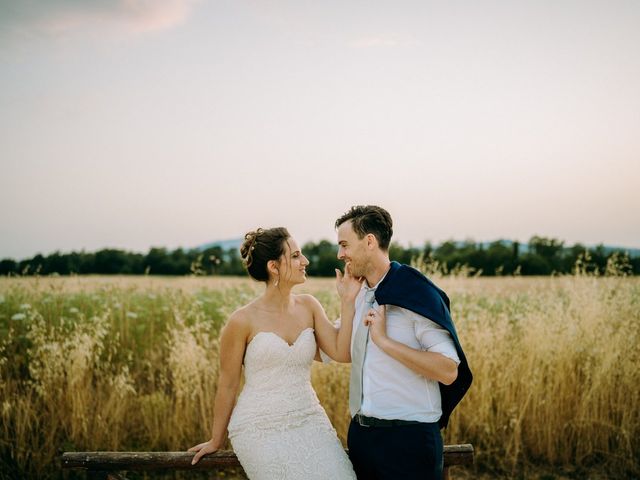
[248,327,314,348]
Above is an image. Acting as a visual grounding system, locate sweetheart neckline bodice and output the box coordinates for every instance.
[248,326,314,348]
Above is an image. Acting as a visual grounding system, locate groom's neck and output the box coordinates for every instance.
[365,255,391,288]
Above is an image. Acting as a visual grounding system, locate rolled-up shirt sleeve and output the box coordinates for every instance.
[413,312,460,365]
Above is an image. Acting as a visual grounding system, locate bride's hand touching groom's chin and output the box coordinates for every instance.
[335,262,363,303]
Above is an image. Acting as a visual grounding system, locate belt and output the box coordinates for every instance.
[353,414,423,428]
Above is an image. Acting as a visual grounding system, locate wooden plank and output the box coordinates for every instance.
[442,444,475,466]
[64,451,241,471]
[63,444,473,471]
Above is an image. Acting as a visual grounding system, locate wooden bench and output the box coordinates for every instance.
[61,444,474,479]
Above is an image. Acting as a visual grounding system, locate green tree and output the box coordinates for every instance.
[303,240,341,277]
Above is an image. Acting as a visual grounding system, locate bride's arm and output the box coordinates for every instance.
[189,312,248,464]
[309,266,362,363]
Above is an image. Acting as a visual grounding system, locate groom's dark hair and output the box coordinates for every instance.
[335,205,393,251]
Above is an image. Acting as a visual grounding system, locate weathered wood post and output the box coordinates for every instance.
[62,444,474,479]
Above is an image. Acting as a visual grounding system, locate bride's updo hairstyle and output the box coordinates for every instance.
[240,227,290,282]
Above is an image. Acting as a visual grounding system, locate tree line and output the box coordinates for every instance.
[1,236,637,277]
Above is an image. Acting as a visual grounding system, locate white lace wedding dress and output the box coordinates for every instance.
[227,327,356,479]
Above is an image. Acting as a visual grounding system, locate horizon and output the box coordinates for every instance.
[3,234,640,262]
[2,1,639,260]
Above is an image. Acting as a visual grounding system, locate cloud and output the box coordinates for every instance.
[1,0,200,37]
[348,34,422,49]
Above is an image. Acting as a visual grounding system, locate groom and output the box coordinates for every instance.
[335,205,472,480]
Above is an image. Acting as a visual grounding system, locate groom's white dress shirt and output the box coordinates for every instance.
[352,275,460,423]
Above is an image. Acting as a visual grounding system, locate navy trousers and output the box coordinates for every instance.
[347,419,443,480]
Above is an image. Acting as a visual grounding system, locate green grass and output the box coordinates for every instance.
[1,275,639,479]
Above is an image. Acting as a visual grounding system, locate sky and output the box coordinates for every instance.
[1,0,639,260]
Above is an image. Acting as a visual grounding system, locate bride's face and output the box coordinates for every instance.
[278,237,309,285]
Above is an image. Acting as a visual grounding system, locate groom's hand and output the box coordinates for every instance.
[365,305,388,346]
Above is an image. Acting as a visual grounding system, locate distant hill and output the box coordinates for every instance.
[195,238,243,252]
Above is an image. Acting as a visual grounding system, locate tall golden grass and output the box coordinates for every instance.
[0,274,638,478]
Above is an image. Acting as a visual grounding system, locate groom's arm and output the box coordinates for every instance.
[375,338,458,385]
[365,305,458,385]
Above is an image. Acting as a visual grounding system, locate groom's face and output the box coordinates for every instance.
[337,221,371,278]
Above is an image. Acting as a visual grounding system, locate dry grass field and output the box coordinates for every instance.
[1,274,638,479]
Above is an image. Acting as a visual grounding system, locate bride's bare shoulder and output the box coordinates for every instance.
[295,293,323,312]
[224,302,258,335]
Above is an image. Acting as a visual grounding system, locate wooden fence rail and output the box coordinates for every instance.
[62,444,474,479]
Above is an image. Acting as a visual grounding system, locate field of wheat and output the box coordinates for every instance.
[0,274,638,479]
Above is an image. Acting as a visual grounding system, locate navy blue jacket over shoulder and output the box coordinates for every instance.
[375,261,472,429]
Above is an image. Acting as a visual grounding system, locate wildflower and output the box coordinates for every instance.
[126,311,138,319]
[19,303,31,310]
[11,313,27,321]
[69,307,79,314]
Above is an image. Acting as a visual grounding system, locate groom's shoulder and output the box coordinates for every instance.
[385,263,445,297]
[390,262,429,284]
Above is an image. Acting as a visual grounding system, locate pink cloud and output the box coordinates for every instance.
[34,0,200,36]
[120,0,198,33]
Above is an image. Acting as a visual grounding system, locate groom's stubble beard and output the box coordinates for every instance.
[348,254,372,280]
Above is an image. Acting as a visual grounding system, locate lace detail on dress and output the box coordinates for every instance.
[228,328,355,480]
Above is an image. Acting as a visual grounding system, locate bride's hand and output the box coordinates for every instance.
[188,439,219,465]
[335,262,363,303]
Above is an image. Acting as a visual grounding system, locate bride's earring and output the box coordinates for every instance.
[274,277,279,287]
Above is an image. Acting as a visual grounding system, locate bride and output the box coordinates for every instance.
[189,227,359,479]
